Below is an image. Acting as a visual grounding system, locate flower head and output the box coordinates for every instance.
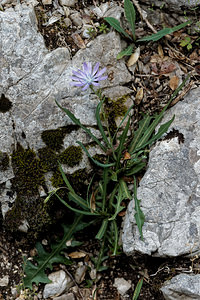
[71,62,108,91]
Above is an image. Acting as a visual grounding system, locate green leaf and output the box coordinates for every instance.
[113,104,134,141]
[116,117,131,169]
[132,278,143,300]
[117,44,134,59]
[129,115,152,154]
[132,74,190,153]
[58,162,75,193]
[96,219,108,239]
[68,192,89,210]
[96,99,111,148]
[133,178,145,241]
[138,20,191,42]
[23,215,88,289]
[119,179,132,199]
[124,0,136,40]
[104,17,132,40]
[76,141,115,168]
[142,115,175,148]
[111,220,119,256]
[125,161,146,176]
[56,193,100,216]
[55,100,106,152]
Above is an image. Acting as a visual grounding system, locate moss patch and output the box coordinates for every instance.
[0,151,9,171]
[41,125,79,151]
[0,94,12,113]
[5,143,52,236]
[59,146,83,167]
[38,147,58,171]
[103,95,128,136]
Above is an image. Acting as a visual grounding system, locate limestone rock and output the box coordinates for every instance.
[113,277,131,296]
[139,0,199,11]
[122,87,200,257]
[161,274,200,300]
[43,270,73,299]
[0,4,133,233]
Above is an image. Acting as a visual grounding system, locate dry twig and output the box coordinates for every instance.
[131,0,157,33]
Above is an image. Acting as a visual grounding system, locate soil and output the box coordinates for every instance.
[1,0,200,299]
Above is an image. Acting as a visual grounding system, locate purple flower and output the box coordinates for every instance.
[71,62,108,91]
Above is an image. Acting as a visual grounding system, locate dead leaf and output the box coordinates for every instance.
[68,251,86,259]
[135,88,144,105]
[127,47,140,67]
[124,151,131,160]
[158,44,164,59]
[71,33,86,49]
[118,210,126,217]
[169,76,179,90]
[160,60,177,75]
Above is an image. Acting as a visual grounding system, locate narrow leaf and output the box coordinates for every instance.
[138,20,191,42]
[129,115,152,153]
[117,44,134,59]
[96,219,108,240]
[132,278,143,300]
[119,179,132,199]
[125,161,146,176]
[104,17,132,40]
[57,193,100,216]
[76,141,115,168]
[55,100,106,152]
[68,192,89,210]
[124,0,136,40]
[133,75,190,152]
[113,104,134,141]
[116,117,130,168]
[96,100,111,148]
[133,178,145,240]
[58,162,74,193]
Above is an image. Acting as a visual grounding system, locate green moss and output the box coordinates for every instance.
[59,146,83,167]
[103,95,128,136]
[0,94,12,113]
[38,147,58,171]
[41,126,79,151]
[51,169,65,188]
[11,143,44,195]
[4,143,52,236]
[0,151,9,171]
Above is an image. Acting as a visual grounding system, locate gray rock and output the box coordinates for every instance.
[0,275,9,287]
[59,0,78,7]
[0,4,132,232]
[53,293,75,300]
[113,277,131,296]
[70,12,83,27]
[122,87,200,257]
[161,274,200,300]
[140,0,199,11]
[43,270,73,299]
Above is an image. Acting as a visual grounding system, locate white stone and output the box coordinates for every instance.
[0,275,9,287]
[59,0,78,7]
[123,87,200,257]
[113,277,131,296]
[161,274,200,300]
[70,12,82,27]
[42,0,52,5]
[43,270,73,299]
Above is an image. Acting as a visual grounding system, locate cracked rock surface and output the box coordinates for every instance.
[0,4,132,229]
[160,274,200,300]
[122,87,200,257]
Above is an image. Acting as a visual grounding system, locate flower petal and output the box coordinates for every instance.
[94,67,107,79]
[82,83,90,90]
[92,62,100,76]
